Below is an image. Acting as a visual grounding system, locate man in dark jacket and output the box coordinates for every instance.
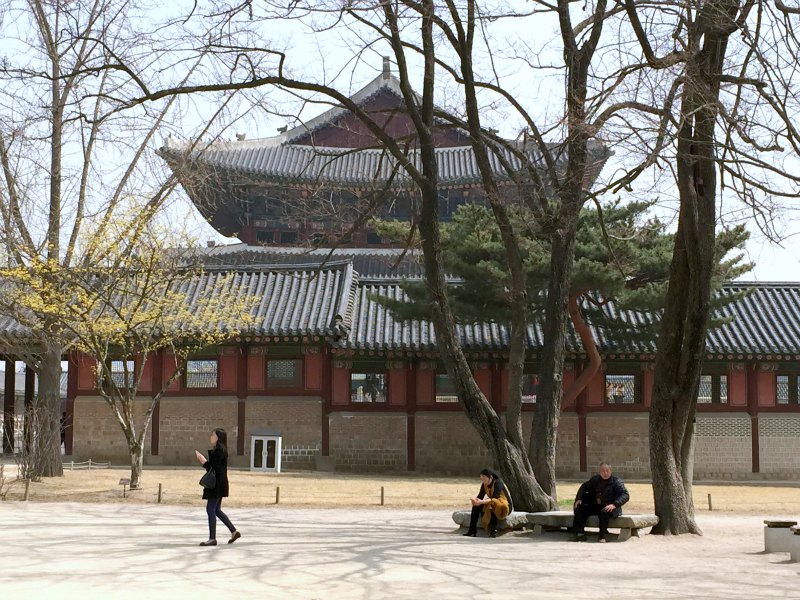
[571,462,629,542]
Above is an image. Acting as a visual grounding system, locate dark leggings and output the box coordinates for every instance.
[206,497,235,540]
[467,504,498,534]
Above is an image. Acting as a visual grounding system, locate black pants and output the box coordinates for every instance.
[206,497,235,540]
[467,505,498,534]
[572,503,612,537]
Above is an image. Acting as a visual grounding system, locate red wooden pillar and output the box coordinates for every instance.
[321,350,332,457]
[3,359,15,454]
[150,350,163,456]
[746,363,759,473]
[576,360,588,473]
[236,345,247,457]
[406,361,417,471]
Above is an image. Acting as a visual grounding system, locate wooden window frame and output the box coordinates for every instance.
[603,372,643,405]
[776,374,800,405]
[184,358,219,390]
[266,357,304,391]
[349,371,389,404]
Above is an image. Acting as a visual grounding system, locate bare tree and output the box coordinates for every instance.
[611,0,800,534]
[0,217,256,489]
[111,0,637,509]
[0,0,244,477]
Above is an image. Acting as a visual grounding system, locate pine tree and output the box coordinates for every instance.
[375,200,750,408]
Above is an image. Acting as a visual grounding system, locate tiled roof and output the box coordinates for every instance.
[3,263,799,358]
[281,73,422,144]
[189,265,357,338]
[341,281,800,357]
[160,140,610,190]
[197,245,425,279]
[0,314,30,344]
[0,264,357,348]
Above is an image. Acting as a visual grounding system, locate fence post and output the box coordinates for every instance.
[707,493,713,511]
[23,479,30,501]
[275,486,280,504]
[158,483,162,504]
[381,486,385,506]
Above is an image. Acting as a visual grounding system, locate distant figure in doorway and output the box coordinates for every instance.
[571,462,629,542]
[195,428,241,547]
[463,468,512,538]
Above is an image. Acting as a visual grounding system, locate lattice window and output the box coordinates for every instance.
[760,417,800,437]
[605,374,639,404]
[110,360,134,389]
[697,374,728,404]
[267,358,303,389]
[435,374,459,403]
[186,359,218,389]
[350,373,388,403]
[695,417,751,437]
[776,375,799,404]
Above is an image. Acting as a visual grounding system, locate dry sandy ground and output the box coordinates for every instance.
[3,465,800,513]
[0,501,798,600]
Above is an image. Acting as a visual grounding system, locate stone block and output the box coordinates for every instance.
[764,520,797,553]
[452,510,529,530]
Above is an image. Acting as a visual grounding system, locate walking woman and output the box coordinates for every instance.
[195,428,241,546]
[463,468,512,538]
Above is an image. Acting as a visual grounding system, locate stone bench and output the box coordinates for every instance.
[764,520,797,553]
[452,510,530,533]
[527,510,659,542]
[789,526,800,562]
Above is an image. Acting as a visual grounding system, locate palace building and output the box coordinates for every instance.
[3,64,800,480]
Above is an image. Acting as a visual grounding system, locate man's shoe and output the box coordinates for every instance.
[199,539,217,546]
[598,536,607,543]
[569,534,587,542]
[489,531,498,538]
[228,531,241,544]
[462,530,477,537]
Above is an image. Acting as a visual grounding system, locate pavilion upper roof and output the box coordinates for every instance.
[160,138,610,191]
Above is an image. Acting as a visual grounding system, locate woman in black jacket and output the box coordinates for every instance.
[195,428,241,547]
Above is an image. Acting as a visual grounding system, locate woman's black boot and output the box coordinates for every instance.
[462,530,477,537]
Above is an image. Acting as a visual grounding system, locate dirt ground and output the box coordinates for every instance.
[1,501,798,600]
[2,463,799,514]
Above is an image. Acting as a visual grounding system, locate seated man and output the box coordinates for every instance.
[571,462,629,542]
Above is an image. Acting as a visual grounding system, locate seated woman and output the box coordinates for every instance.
[463,468,512,538]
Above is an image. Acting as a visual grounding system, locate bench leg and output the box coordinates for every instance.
[532,524,544,536]
[617,528,632,542]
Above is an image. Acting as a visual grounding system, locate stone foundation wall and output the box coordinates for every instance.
[329,413,407,472]
[585,413,650,479]
[415,412,490,475]
[759,416,800,478]
[158,398,238,466]
[69,395,800,479]
[245,397,322,470]
[72,397,152,462]
[693,415,753,479]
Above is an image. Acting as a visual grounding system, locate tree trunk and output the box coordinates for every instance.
[529,226,579,497]
[400,6,554,511]
[35,344,64,478]
[648,0,737,534]
[129,440,144,490]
